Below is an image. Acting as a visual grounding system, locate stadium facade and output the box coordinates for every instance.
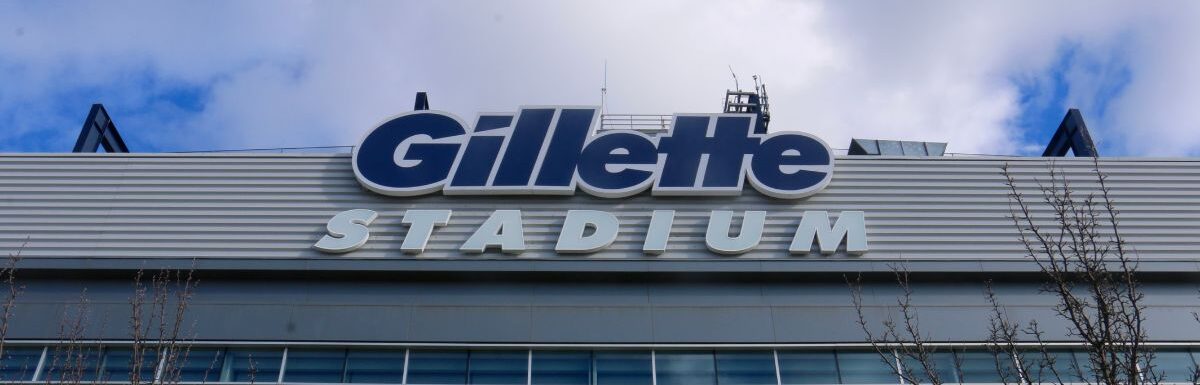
[1,104,1199,384]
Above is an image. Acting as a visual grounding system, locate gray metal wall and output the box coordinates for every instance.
[1,154,1199,344]
[2,154,1200,261]
[6,274,1200,344]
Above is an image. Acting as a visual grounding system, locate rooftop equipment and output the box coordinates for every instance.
[723,74,771,134]
[599,71,772,133]
[848,139,947,156]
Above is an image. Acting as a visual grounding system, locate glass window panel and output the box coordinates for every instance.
[716,351,776,385]
[778,350,839,385]
[901,352,958,384]
[178,348,225,383]
[408,350,469,385]
[1149,350,1195,383]
[0,346,42,381]
[836,351,897,384]
[532,351,591,385]
[345,349,406,384]
[1153,350,1197,383]
[955,351,1012,383]
[1022,350,1080,384]
[224,348,283,383]
[900,141,927,156]
[44,346,102,382]
[656,351,716,385]
[877,140,904,156]
[1073,351,1098,383]
[924,142,947,157]
[285,349,347,383]
[469,350,528,385]
[595,351,652,385]
[852,139,880,155]
[99,347,158,382]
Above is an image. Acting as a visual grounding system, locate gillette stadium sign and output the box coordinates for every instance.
[352,106,834,199]
[319,105,865,257]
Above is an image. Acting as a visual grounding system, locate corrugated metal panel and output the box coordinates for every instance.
[2,154,1199,261]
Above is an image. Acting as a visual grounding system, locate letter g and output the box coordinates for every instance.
[353,111,466,196]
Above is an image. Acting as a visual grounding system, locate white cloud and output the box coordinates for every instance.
[1,1,1198,155]
[1100,4,1200,156]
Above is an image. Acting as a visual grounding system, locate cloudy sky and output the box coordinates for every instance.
[1,1,1198,156]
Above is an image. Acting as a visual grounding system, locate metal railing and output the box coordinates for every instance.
[600,114,672,131]
[167,145,354,154]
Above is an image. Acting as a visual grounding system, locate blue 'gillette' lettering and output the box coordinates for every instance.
[352,106,834,199]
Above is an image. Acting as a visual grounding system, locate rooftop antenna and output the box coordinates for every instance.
[723,72,769,134]
[728,65,740,91]
[753,75,770,132]
[601,60,608,115]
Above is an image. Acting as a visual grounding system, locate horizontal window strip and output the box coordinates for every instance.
[0,344,1195,384]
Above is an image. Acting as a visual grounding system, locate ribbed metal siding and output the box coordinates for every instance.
[2,154,1199,261]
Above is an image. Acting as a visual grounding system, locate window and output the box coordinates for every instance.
[285,349,348,383]
[43,346,102,382]
[836,351,897,384]
[10,343,1200,385]
[778,351,839,385]
[656,351,716,385]
[0,346,42,381]
[407,350,468,385]
[223,348,283,383]
[1023,350,1081,384]
[344,349,406,383]
[98,347,158,382]
[1070,351,1101,383]
[595,351,652,385]
[178,348,225,382]
[715,351,777,385]
[954,350,1010,383]
[468,350,528,385]
[900,352,958,384]
[532,351,591,385]
[1153,349,1197,383]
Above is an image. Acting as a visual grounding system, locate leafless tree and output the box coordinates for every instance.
[983,280,1031,385]
[245,353,259,385]
[43,290,101,385]
[1192,309,1200,384]
[0,255,199,384]
[0,239,29,382]
[848,266,959,385]
[984,280,1089,385]
[994,158,1156,385]
[128,266,199,385]
[853,158,1173,385]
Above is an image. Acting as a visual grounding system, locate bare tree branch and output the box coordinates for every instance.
[0,238,28,380]
[848,266,962,385]
[129,263,200,385]
[1000,160,1156,385]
